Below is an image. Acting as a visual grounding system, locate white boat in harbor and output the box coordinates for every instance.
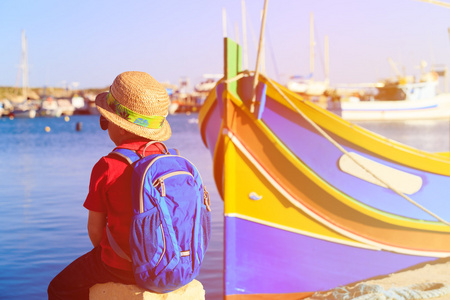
[168,101,179,115]
[194,74,222,93]
[39,97,62,117]
[334,71,450,121]
[12,102,37,118]
[71,95,85,112]
[57,98,75,116]
[287,75,328,96]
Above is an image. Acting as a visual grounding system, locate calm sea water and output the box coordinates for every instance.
[0,114,449,300]
[0,114,223,300]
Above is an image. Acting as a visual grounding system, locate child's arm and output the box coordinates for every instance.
[87,210,107,247]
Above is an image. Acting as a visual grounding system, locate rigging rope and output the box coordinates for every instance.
[414,0,450,9]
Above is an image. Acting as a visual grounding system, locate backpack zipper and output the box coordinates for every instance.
[139,155,202,214]
[153,171,193,197]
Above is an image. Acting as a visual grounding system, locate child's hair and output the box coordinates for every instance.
[122,129,147,141]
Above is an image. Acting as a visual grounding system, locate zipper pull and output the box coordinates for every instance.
[203,186,211,212]
[160,179,166,197]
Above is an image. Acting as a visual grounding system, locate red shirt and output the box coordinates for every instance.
[83,140,165,271]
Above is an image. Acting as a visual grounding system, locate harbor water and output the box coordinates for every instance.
[0,114,449,300]
[0,114,223,300]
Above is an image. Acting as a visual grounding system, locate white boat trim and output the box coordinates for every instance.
[338,152,423,195]
[225,212,378,251]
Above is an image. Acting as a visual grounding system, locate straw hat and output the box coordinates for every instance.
[95,71,171,141]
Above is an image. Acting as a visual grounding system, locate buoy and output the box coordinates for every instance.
[64,116,70,122]
[76,122,82,131]
[45,126,51,132]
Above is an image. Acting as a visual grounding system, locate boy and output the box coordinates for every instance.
[48,71,172,299]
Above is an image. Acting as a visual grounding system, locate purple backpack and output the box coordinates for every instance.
[106,142,211,293]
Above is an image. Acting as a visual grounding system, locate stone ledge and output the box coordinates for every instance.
[90,279,205,300]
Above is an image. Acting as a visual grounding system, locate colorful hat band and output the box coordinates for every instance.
[107,92,165,129]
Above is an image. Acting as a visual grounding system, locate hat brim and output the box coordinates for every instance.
[95,92,171,141]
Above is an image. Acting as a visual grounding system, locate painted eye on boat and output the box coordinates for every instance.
[249,192,263,201]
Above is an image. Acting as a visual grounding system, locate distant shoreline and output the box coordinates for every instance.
[0,86,108,103]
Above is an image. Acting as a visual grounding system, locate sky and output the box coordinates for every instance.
[1,0,449,91]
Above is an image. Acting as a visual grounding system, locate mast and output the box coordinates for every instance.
[325,34,329,85]
[21,30,29,100]
[260,10,266,75]
[251,0,269,113]
[448,28,450,93]
[235,22,240,44]
[310,12,315,81]
[241,0,249,70]
[222,8,227,37]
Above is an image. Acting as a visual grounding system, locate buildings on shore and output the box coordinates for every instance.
[0,74,222,118]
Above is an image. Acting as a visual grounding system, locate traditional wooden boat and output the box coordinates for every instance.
[198,37,450,299]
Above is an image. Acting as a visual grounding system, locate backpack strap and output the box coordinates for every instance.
[143,141,180,156]
[143,141,169,156]
[110,148,141,164]
[106,226,132,262]
[106,148,140,263]
[111,142,169,162]
[169,148,180,155]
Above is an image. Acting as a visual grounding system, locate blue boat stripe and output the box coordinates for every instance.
[256,82,267,120]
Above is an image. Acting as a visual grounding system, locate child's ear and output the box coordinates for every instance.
[119,128,127,136]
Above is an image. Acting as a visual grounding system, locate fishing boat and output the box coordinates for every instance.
[39,96,62,117]
[168,101,179,115]
[286,74,328,96]
[198,35,450,299]
[195,74,223,93]
[334,70,450,121]
[11,102,37,118]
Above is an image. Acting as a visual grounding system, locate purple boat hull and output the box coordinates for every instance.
[225,216,434,296]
